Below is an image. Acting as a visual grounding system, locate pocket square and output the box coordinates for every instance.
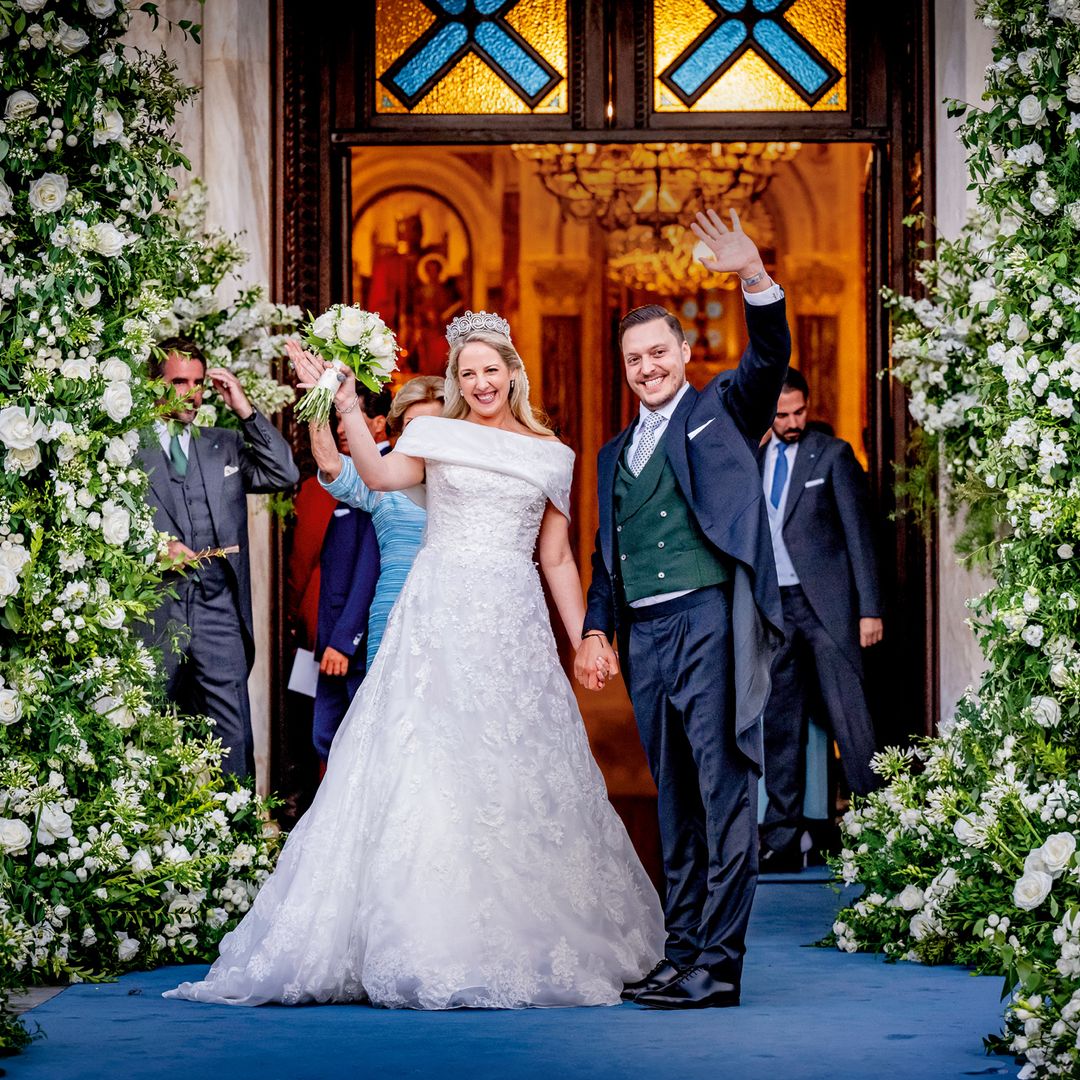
[333,507,351,517]
[804,477,825,488]
[688,418,716,440]
[223,464,240,478]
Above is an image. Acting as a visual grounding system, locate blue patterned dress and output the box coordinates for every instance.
[320,455,427,667]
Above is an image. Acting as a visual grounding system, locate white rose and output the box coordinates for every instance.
[368,333,398,362]
[27,173,68,214]
[60,356,93,380]
[336,308,368,347]
[1007,314,1030,344]
[103,436,132,466]
[89,222,126,257]
[17,0,48,11]
[98,604,125,630]
[0,544,30,574]
[92,109,124,146]
[4,91,39,120]
[87,0,116,16]
[6,445,41,474]
[102,381,132,422]
[100,358,131,382]
[1023,625,1045,647]
[37,803,73,845]
[1016,49,1039,75]
[0,566,19,600]
[0,180,13,217]
[897,884,925,911]
[0,818,32,855]
[0,688,22,725]
[94,694,135,729]
[0,406,46,450]
[311,310,337,340]
[1019,95,1048,126]
[101,503,131,547]
[165,844,192,864]
[1031,695,1061,727]
[1058,544,1074,560]
[1039,833,1077,875]
[969,278,995,305]
[116,934,140,962]
[130,849,153,874]
[76,285,101,308]
[55,20,90,54]
[1014,869,1054,910]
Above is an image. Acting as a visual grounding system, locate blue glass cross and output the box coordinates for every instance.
[381,0,561,110]
[659,0,842,109]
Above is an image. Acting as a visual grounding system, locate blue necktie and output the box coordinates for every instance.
[770,442,788,509]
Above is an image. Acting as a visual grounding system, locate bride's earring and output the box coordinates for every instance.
[510,380,516,393]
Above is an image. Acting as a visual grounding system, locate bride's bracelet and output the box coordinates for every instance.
[339,395,361,417]
[582,630,608,644]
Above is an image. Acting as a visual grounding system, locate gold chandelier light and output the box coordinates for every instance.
[513,141,799,293]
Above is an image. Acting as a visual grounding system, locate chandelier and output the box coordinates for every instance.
[513,142,799,292]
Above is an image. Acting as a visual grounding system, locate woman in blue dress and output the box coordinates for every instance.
[311,376,444,667]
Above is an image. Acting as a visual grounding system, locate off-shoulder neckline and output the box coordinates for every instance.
[408,415,571,451]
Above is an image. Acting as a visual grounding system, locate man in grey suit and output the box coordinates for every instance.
[140,338,299,779]
[756,368,881,871]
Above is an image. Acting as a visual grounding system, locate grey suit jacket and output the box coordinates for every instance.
[758,427,881,671]
[139,412,299,669]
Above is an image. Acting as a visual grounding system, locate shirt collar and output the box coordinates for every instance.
[638,380,692,428]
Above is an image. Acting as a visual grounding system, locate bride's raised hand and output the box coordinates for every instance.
[286,340,358,417]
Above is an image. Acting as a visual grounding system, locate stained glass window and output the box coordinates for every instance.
[654,0,847,113]
[376,0,568,115]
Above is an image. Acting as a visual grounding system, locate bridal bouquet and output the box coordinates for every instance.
[293,305,400,425]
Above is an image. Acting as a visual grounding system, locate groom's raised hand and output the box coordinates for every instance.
[690,208,770,290]
[574,635,619,692]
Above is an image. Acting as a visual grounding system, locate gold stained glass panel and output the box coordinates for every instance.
[654,0,847,114]
[375,0,568,116]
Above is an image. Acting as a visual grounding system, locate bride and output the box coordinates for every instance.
[165,312,664,1009]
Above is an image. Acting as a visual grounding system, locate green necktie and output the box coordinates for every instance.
[169,431,188,478]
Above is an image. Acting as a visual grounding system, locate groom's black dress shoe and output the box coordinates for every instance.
[634,965,740,1009]
[620,958,682,1001]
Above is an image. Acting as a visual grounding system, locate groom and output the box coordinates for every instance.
[575,209,790,1008]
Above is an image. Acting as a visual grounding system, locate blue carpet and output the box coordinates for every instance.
[9,880,1012,1080]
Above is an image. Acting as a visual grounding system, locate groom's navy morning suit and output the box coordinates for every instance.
[584,295,790,979]
[757,427,881,854]
[139,413,298,779]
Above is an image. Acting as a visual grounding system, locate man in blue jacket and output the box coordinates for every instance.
[576,209,790,1009]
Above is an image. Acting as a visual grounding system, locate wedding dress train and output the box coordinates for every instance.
[166,417,664,1008]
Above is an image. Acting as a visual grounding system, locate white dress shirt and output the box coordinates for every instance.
[762,433,800,586]
[156,420,191,458]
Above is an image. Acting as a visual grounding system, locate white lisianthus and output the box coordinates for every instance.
[87,0,117,15]
[1031,696,1061,728]
[311,310,337,339]
[0,688,22,725]
[969,278,996,305]
[37,803,74,845]
[76,285,102,308]
[60,356,94,380]
[4,91,39,120]
[102,381,133,422]
[1018,94,1048,126]
[6,444,42,474]
[0,405,47,449]
[55,20,90,54]
[0,818,32,855]
[897,884,925,911]
[1014,869,1054,910]
[1058,544,1074,560]
[116,933,140,962]
[130,849,153,874]
[94,694,136,729]
[336,307,368,346]
[165,844,192,864]
[92,109,124,146]
[100,357,131,382]
[89,222,127,257]
[1051,661,1072,687]
[1039,833,1076,876]
[27,173,68,214]
[101,501,131,547]
[1022,624,1045,647]
[103,436,133,466]
[953,816,979,845]
[98,604,125,630]
[0,179,13,216]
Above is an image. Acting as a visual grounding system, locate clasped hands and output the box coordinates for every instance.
[573,633,620,692]
[285,340,357,419]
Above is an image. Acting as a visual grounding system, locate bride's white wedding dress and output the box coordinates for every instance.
[166,416,664,1009]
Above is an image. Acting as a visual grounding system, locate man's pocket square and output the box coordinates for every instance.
[223,464,240,478]
[688,418,716,440]
[333,507,351,517]
[804,477,825,488]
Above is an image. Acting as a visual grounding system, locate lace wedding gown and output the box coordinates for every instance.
[166,417,664,1009]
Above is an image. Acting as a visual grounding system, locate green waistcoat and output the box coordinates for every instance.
[614,435,730,604]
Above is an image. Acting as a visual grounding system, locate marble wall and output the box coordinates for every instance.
[126,1,274,793]
[933,1,996,718]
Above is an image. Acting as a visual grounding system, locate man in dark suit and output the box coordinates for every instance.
[311,393,391,763]
[140,338,299,779]
[756,368,882,871]
[575,209,790,1009]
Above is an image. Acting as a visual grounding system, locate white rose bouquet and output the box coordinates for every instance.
[292,304,399,425]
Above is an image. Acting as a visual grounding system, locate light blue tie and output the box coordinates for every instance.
[770,441,788,509]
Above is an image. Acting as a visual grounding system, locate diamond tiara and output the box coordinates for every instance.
[445,310,511,346]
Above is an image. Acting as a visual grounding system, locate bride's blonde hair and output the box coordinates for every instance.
[444,329,553,437]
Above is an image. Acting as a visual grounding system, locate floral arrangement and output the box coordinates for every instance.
[156,179,300,431]
[293,305,399,425]
[0,0,277,1055]
[833,1,1080,1076]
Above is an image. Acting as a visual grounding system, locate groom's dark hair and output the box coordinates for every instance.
[618,305,686,349]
